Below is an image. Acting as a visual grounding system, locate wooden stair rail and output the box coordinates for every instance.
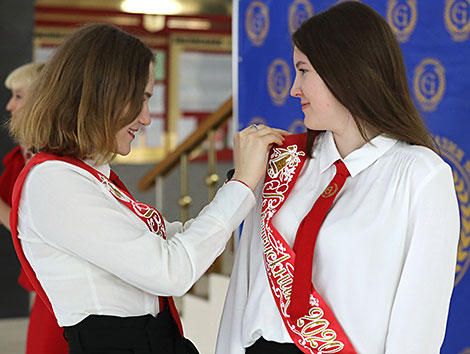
[138,97,233,192]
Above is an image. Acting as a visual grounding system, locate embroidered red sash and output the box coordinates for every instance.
[10,152,183,335]
[261,133,356,353]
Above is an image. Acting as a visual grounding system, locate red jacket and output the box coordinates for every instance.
[0,145,33,290]
[0,146,25,206]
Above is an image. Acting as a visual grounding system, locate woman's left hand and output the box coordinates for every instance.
[232,124,289,191]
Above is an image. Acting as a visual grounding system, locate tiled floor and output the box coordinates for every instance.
[0,317,27,354]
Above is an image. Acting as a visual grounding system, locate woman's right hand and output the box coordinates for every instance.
[232,124,289,191]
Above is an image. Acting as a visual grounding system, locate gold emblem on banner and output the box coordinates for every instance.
[267,58,291,106]
[434,135,470,287]
[248,116,267,126]
[458,347,470,354]
[288,0,314,34]
[445,0,470,41]
[289,119,307,133]
[413,58,446,112]
[386,0,417,42]
[245,1,270,46]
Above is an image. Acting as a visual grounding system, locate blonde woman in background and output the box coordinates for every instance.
[1,63,44,229]
[2,62,69,353]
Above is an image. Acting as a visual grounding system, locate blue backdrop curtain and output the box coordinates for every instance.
[236,0,470,352]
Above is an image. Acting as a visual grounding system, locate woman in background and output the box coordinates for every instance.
[216,2,460,354]
[2,63,44,229]
[10,23,287,354]
[2,62,69,354]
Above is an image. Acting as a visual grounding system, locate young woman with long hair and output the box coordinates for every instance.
[217,2,459,353]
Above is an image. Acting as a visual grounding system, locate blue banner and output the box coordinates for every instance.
[237,0,470,352]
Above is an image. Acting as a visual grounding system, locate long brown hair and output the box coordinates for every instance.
[10,23,154,164]
[292,1,436,156]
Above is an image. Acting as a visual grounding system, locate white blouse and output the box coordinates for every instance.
[18,159,255,327]
[216,131,460,354]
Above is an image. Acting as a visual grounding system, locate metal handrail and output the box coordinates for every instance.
[138,97,233,278]
[138,97,232,192]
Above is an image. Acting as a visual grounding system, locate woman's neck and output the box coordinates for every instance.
[332,124,376,159]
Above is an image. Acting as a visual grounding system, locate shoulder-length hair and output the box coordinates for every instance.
[10,23,154,164]
[291,1,436,156]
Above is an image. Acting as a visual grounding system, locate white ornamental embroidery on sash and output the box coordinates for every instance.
[100,176,165,237]
[261,144,345,353]
[268,145,305,182]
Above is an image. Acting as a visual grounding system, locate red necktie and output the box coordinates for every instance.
[289,159,350,319]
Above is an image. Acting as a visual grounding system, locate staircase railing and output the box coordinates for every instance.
[138,97,233,275]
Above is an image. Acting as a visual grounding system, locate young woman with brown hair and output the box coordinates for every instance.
[9,23,287,354]
[217,2,459,354]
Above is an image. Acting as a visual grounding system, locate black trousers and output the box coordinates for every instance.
[63,308,199,354]
[246,337,302,354]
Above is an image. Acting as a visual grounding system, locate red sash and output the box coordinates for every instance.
[261,133,356,353]
[10,152,183,335]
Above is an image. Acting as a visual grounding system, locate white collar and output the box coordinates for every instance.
[83,158,111,178]
[318,131,398,177]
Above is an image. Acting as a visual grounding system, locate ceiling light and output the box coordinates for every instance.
[121,0,183,15]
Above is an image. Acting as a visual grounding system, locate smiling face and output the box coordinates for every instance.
[114,63,155,156]
[6,87,27,121]
[290,47,352,135]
